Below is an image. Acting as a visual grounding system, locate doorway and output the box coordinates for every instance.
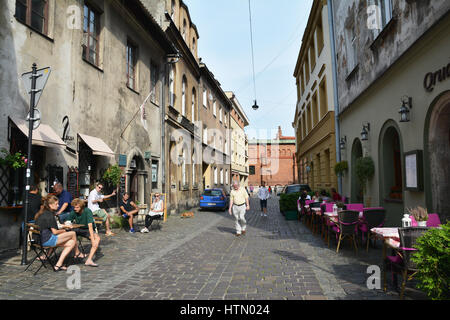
[351,138,363,203]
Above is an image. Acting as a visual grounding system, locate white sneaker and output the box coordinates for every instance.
[140,227,149,233]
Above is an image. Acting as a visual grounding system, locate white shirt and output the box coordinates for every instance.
[88,189,104,212]
[257,187,270,200]
[149,200,163,216]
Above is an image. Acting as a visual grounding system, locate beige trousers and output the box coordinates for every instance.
[232,204,247,234]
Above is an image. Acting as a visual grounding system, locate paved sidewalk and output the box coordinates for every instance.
[0,196,426,300]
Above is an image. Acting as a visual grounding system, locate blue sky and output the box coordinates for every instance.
[184,0,314,139]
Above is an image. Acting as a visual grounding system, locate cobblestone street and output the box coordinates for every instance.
[0,196,426,301]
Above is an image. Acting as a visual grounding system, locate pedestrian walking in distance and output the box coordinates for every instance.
[258,182,270,217]
[229,181,250,237]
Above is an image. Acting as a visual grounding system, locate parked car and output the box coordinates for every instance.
[199,188,229,211]
[278,184,311,195]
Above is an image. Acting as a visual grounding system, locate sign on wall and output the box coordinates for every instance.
[404,150,423,192]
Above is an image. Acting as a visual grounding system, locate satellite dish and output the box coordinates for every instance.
[26,108,41,130]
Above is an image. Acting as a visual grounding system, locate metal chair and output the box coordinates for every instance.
[359,208,386,251]
[331,210,359,253]
[24,223,59,275]
[383,227,428,299]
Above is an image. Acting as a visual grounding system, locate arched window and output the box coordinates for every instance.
[182,19,187,41]
[181,76,186,116]
[192,151,196,185]
[171,0,176,20]
[191,88,196,122]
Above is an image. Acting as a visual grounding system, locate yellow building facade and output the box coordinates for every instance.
[293,0,337,193]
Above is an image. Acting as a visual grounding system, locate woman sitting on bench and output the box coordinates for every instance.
[140,194,164,233]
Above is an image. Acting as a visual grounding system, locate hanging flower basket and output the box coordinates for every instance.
[0,148,27,170]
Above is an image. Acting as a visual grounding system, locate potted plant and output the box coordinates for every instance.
[411,222,450,300]
[102,164,122,189]
[279,192,300,220]
[355,156,375,206]
[334,160,348,177]
[407,206,428,226]
[0,148,27,170]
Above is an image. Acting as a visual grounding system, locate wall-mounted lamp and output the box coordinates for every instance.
[340,136,347,150]
[361,123,370,141]
[399,96,412,123]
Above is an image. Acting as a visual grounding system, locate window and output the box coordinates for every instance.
[225,169,229,185]
[191,88,196,122]
[83,4,100,66]
[224,139,228,155]
[224,112,227,127]
[220,169,224,184]
[312,92,318,126]
[219,106,222,123]
[192,152,196,185]
[373,0,393,37]
[345,23,358,74]
[150,62,159,104]
[203,126,208,144]
[214,167,218,184]
[169,66,175,106]
[171,0,176,20]
[15,0,49,35]
[316,15,324,56]
[249,166,255,175]
[181,77,186,116]
[182,19,187,41]
[203,88,207,108]
[182,150,187,186]
[127,40,138,90]
[213,100,217,117]
[310,39,316,71]
[319,78,327,119]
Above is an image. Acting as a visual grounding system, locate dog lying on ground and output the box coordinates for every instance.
[181,211,194,218]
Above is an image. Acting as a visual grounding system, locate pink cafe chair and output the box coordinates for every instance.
[410,213,441,227]
[345,203,364,212]
[359,208,386,252]
[384,227,428,299]
[321,202,336,245]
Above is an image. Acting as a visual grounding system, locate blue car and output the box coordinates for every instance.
[199,188,229,211]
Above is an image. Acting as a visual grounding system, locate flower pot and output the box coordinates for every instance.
[417,221,427,227]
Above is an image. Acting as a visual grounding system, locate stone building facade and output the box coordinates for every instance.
[331,0,450,225]
[199,64,232,193]
[248,127,297,190]
[0,0,176,248]
[226,91,249,188]
[293,0,338,194]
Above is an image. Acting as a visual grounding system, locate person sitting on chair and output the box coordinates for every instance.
[67,198,100,267]
[119,192,140,233]
[87,182,116,237]
[141,193,164,233]
[34,195,82,271]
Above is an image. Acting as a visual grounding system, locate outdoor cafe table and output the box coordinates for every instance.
[370,227,401,268]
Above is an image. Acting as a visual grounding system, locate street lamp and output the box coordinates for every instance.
[252,100,259,111]
[399,96,412,123]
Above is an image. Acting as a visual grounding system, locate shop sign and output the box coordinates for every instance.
[424,62,450,92]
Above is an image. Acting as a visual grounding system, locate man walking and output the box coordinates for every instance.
[257,182,270,217]
[228,181,250,237]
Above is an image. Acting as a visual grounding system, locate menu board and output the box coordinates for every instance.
[404,150,423,191]
[119,175,126,196]
[67,169,79,199]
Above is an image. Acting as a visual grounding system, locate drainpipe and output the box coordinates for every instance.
[327,0,342,195]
